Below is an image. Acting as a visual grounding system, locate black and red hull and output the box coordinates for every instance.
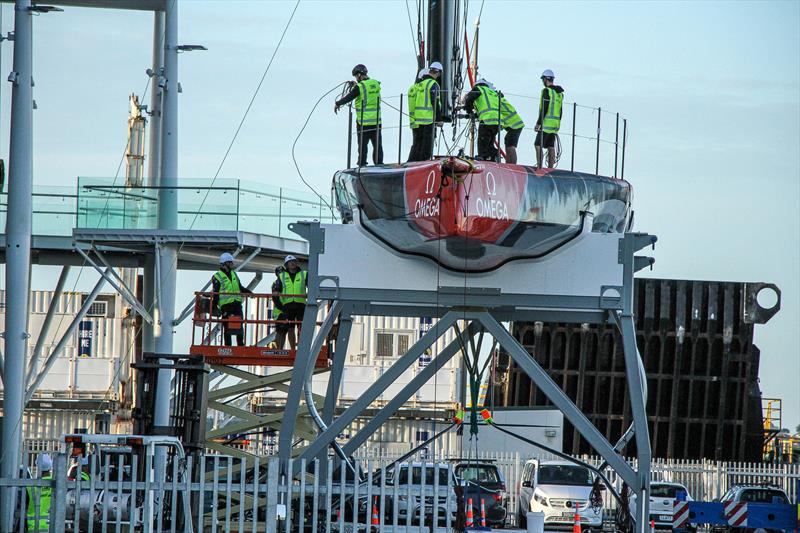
[333,158,632,272]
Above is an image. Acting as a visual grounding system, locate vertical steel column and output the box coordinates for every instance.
[154,0,178,440]
[346,106,353,168]
[621,119,627,179]
[1,1,33,530]
[570,102,576,171]
[595,106,601,175]
[614,113,619,178]
[147,10,164,189]
[398,94,403,163]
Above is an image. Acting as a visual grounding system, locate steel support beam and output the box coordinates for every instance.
[617,311,651,531]
[322,313,352,424]
[26,265,70,385]
[25,272,108,403]
[289,312,459,464]
[340,321,479,456]
[277,300,320,462]
[479,311,640,488]
[1,1,34,529]
[73,245,154,324]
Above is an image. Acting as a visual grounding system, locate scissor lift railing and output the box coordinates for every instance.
[189,291,329,368]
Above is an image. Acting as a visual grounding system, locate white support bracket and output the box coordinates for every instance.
[73,244,154,325]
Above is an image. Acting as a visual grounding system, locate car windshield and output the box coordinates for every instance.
[396,466,451,486]
[651,485,682,498]
[740,489,788,504]
[456,465,500,484]
[537,465,593,486]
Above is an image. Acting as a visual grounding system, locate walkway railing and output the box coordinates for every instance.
[0,179,337,239]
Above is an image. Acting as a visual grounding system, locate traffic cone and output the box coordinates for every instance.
[371,496,379,526]
[480,497,487,526]
[466,498,474,527]
[573,511,581,533]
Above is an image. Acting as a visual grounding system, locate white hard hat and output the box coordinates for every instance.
[541,69,555,79]
[219,252,235,264]
[36,453,53,472]
[429,61,443,71]
[418,68,429,78]
[476,78,494,89]
[284,255,298,264]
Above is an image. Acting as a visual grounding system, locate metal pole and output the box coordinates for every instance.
[346,106,353,168]
[621,118,627,179]
[26,265,70,385]
[153,0,178,485]
[614,112,619,178]
[147,10,164,189]
[570,102,576,172]
[398,94,403,164]
[1,1,33,530]
[595,106,601,175]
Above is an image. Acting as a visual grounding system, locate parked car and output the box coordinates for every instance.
[388,462,458,526]
[715,484,791,533]
[631,481,695,531]
[517,459,603,530]
[453,460,507,527]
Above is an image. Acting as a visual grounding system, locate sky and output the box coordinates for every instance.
[0,1,798,430]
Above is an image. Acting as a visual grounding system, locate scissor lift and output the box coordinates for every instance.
[189,291,329,368]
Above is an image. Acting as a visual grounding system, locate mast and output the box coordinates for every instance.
[426,0,455,120]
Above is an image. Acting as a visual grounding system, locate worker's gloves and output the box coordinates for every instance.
[334,103,341,114]
[534,123,541,132]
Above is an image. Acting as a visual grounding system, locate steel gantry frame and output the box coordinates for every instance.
[276,216,657,533]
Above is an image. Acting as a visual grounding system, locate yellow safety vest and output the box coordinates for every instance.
[279,270,308,305]
[408,83,419,129]
[26,474,52,532]
[354,78,381,126]
[214,270,243,308]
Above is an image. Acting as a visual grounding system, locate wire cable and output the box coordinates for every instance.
[291,81,348,214]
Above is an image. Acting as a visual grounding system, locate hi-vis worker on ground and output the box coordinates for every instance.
[406,68,427,162]
[535,68,564,168]
[27,454,52,533]
[212,252,252,346]
[335,64,384,167]
[464,78,501,161]
[271,255,308,351]
[408,61,443,161]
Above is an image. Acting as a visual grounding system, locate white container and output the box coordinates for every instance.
[527,511,545,533]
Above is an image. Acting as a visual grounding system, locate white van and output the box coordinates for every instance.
[517,459,603,530]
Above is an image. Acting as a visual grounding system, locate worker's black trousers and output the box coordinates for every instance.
[356,123,384,167]
[221,304,245,346]
[477,123,500,161]
[408,124,435,162]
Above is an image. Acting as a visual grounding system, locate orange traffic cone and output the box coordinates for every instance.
[573,511,582,533]
[371,496,379,526]
[466,498,474,527]
[480,498,487,526]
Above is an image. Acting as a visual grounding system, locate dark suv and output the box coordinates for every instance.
[453,461,507,528]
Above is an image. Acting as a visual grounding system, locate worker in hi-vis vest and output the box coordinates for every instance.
[535,68,564,169]
[271,255,308,351]
[335,64,384,167]
[212,252,252,346]
[26,454,52,533]
[464,78,502,162]
[406,67,428,162]
[408,61,443,161]
[499,93,524,164]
